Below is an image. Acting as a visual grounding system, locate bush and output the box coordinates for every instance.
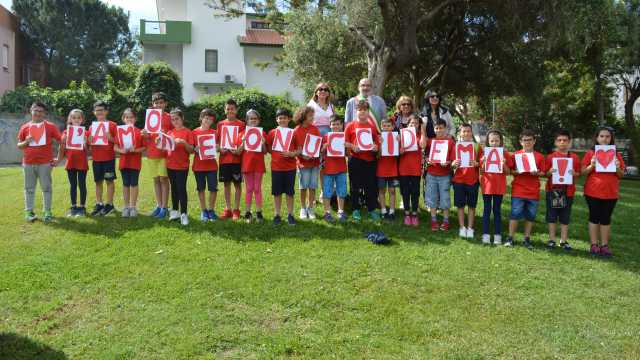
[0,82,55,113]
[132,62,183,121]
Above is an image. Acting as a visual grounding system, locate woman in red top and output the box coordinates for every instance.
[451,123,481,238]
[240,109,268,222]
[56,109,89,217]
[159,108,195,226]
[581,126,626,256]
[114,108,145,218]
[479,129,510,245]
[398,115,423,226]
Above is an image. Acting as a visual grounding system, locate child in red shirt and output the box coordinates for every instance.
[398,115,423,226]
[505,129,546,248]
[56,109,89,217]
[425,119,456,231]
[267,109,299,225]
[320,115,348,222]
[88,101,118,216]
[114,108,145,218]
[293,106,321,220]
[17,102,62,222]
[581,126,625,256]
[377,118,400,221]
[240,109,267,222]
[192,108,219,222]
[216,99,246,220]
[451,123,481,238]
[543,129,581,250]
[479,130,510,245]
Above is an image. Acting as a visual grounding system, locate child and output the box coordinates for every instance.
[267,108,298,225]
[192,108,219,222]
[320,115,348,222]
[162,108,195,226]
[544,129,581,250]
[345,100,381,221]
[581,126,625,257]
[451,123,481,238]
[425,119,455,231]
[398,114,423,226]
[240,109,267,222]
[479,130,510,245]
[88,101,118,216]
[293,106,321,220]
[216,99,246,220]
[57,109,89,217]
[377,118,399,220]
[17,101,62,222]
[142,92,173,219]
[114,108,145,217]
[505,129,546,248]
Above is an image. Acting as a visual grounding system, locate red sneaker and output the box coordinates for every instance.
[431,220,439,231]
[440,222,450,231]
[220,209,232,219]
[232,209,241,220]
[411,215,419,226]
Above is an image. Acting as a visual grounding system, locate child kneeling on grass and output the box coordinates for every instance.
[321,115,348,222]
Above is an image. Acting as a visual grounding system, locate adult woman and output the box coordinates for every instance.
[307,82,335,136]
[391,96,416,130]
[419,90,455,145]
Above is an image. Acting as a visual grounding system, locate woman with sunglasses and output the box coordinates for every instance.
[307,83,335,136]
[419,90,455,143]
[391,96,417,130]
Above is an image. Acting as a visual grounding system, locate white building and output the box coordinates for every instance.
[140,0,305,104]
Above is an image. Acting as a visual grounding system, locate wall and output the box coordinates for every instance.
[243,46,305,103]
[142,43,184,80]
[0,113,64,165]
[0,5,16,95]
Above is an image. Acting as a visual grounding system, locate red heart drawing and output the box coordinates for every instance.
[29,123,45,143]
[596,149,615,168]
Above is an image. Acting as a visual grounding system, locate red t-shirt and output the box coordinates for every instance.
[18,121,62,165]
[116,126,144,170]
[544,151,581,197]
[191,127,218,172]
[240,129,267,173]
[62,128,88,170]
[322,134,347,175]
[508,150,545,200]
[452,143,481,185]
[344,121,380,162]
[216,119,246,165]
[480,151,511,195]
[377,155,398,177]
[425,137,455,176]
[146,112,173,159]
[166,128,194,170]
[582,150,625,199]
[267,127,297,171]
[293,124,321,168]
[398,149,422,177]
[90,120,117,162]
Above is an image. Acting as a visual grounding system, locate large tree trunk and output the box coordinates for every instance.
[624,93,640,166]
[367,49,391,96]
[594,62,605,124]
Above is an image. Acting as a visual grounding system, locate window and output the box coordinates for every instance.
[205,49,218,72]
[251,21,269,29]
[2,44,9,71]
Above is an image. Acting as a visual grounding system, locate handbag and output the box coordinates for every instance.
[550,188,568,209]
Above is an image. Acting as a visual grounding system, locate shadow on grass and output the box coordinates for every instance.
[0,332,67,359]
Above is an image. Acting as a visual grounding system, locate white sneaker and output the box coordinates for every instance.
[482,234,491,244]
[299,208,308,219]
[307,207,316,220]
[493,234,502,245]
[129,208,138,217]
[459,226,467,238]
[121,207,130,218]
[169,210,180,221]
[180,213,189,226]
[466,228,474,239]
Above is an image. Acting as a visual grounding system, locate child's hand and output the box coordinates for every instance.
[453,159,461,168]
[371,144,378,152]
[321,143,328,152]
[175,138,185,144]
[616,159,621,169]
[88,135,93,144]
[399,147,405,154]
[568,169,574,175]
[220,148,228,153]
[194,146,200,154]
[24,135,33,144]
[590,157,596,167]
[141,129,148,136]
[107,133,114,142]
[441,161,450,167]
[301,155,311,160]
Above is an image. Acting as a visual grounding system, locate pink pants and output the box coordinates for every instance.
[243,172,263,209]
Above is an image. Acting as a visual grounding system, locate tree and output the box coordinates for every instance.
[132,62,183,122]
[13,0,134,89]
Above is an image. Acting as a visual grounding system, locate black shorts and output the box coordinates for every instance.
[584,195,617,226]
[120,168,140,187]
[218,163,242,183]
[194,171,218,192]
[92,159,116,182]
[546,193,573,225]
[271,170,296,196]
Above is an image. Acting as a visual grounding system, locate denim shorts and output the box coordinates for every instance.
[453,182,479,208]
[377,176,400,189]
[425,174,451,209]
[510,197,539,221]
[322,173,347,198]
[298,167,320,189]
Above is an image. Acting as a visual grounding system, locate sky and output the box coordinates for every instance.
[0,0,158,32]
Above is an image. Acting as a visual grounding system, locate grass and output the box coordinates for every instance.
[1,159,639,359]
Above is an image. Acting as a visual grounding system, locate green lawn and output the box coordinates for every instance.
[1,160,639,359]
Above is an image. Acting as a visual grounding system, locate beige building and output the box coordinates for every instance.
[0,4,20,95]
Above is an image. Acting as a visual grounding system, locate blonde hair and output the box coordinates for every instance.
[67,109,84,125]
[312,82,333,104]
[395,96,415,113]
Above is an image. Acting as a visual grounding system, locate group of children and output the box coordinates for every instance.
[17,96,625,256]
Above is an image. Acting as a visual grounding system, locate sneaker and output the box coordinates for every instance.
[100,204,115,216]
[547,240,557,249]
[232,209,241,220]
[90,204,104,216]
[388,212,396,221]
[169,210,180,221]
[67,206,78,217]
[287,214,296,225]
[599,245,612,257]
[440,221,450,231]
[150,206,161,217]
[129,208,138,217]
[122,207,131,218]
[411,215,419,226]
[273,215,282,225]
[208,210,218,221]
[560,242,572,251]
[43,211,53,223]
[299,208,308,220]
[431,220,439,231]
[307,208,316,220]
[404,215,412,226]
[200,211,209,222]
[255,211,264,222]
[156,208,168,219]
[180,213,189,226]
[482,234,491,244]
[459,226,468,238]
[220,209,232,219]
[244,211,252,223]
[324,213,335,223]
[466,228,475,239]
[523,238,534,250]
[504,237,514,247]
[590,244,600,255]
[369,210,381,221]
[352,210,361,221]
[75,207,86,217]
[493,234,502,245]
[338,212,347,223]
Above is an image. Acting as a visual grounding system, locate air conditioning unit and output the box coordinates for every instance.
[224,75,233,83]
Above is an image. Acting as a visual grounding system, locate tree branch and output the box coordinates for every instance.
[418,0,465,26]
[349,26,377,52]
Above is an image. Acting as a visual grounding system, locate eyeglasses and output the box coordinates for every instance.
[429,95,439,99]
[317,88,330,92]
[401,103,412,106]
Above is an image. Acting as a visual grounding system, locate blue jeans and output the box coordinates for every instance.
[298,167,320,189]
[482,194,503,235]
[425,174,451,209]
[510,197,539,221]
[322,173,347,198]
